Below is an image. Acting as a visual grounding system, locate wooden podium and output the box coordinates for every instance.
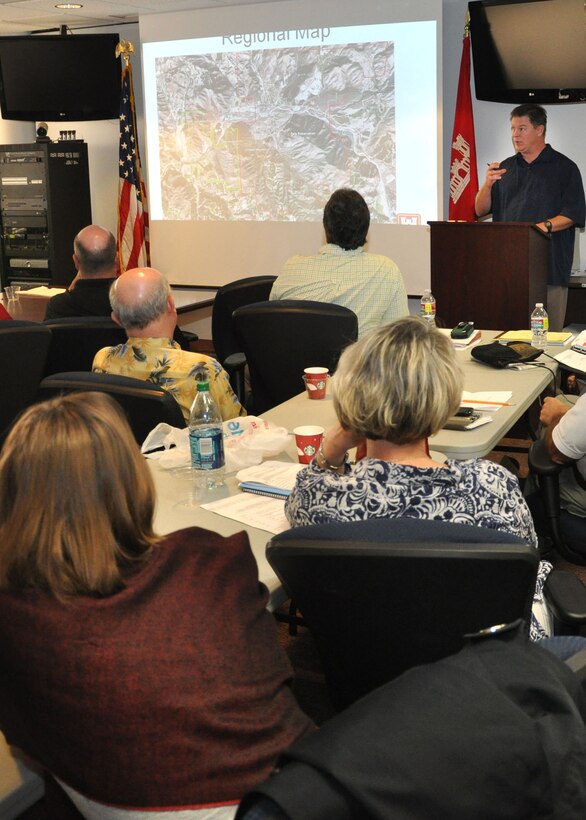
[429,222,549,330]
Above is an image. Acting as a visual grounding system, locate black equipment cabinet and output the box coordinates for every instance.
[0,141,92,288]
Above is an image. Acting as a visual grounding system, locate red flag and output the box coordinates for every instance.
[118,63,150,273]
[449,24,478,221]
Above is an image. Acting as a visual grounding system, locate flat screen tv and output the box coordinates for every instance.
[469,0,586,104]
[0,33,121,121]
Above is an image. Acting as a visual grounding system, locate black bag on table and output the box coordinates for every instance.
[471,341,542,369]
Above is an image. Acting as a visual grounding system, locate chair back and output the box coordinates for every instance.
[0,320,52,439]
[37,371,185,445]
[233,299,358,413]
[267,517,539,710]
[43,317,128,377]
[212,276,276,363]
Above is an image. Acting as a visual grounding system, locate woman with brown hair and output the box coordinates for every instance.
[0,392,312,819]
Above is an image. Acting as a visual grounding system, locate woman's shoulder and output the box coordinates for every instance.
[159,526,254,560]
[447,458,520,485]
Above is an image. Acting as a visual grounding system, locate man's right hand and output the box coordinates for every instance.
[475,162,507,217]
[483,162,507,187]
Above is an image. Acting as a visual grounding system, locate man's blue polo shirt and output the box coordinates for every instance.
[491,144,585,286]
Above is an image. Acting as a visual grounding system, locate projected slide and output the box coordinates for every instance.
[144,22,437,224]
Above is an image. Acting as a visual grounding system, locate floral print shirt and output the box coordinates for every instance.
[93,337,245,422]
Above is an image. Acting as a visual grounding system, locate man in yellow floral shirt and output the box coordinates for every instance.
[93,267,246,422]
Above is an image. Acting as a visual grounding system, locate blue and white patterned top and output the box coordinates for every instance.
[285,457,552,640]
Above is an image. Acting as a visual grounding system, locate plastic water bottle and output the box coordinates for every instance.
[420,289,436,327]
[188,379,225,490]
[530,302,548,349]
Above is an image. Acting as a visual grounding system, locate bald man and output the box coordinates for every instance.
[44,225,118,320]
[92,267,245,422]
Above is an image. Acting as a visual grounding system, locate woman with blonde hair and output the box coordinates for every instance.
[0,392,312,819]
[286,316,551,639]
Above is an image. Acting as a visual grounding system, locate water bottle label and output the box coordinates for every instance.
[189,428,225,470]
[531,318,545,331]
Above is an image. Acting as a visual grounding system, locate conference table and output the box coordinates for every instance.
[148,329,558,610]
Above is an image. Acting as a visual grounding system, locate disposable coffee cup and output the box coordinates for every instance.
[293,425,324,464]
[303,367,329,400]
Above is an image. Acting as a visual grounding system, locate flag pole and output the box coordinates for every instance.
[116,39,150,273]
[448,11,479,222]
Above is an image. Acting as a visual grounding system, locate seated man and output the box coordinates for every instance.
[93,267,245,422]
[532,395,586,556]
[44,224,117,320]
[270,188,408,338]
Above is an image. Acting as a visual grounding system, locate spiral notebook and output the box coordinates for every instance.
[237,461,305,500]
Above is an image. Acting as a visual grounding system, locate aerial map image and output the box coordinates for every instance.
[154,39,396,222]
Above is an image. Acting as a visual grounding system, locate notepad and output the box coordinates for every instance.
[438,327,482,348]
[236,461,305,500]
[497,330,573,345]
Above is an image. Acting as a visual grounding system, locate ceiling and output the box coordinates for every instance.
[0,0,287,35]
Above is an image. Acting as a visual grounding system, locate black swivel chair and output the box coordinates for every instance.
[43,317,193,378]
[37,371,185,446]
[211,276,277,403]
[0,320,52,441]
[233,300,358,414]
[267,517,586,711]
[42,317,128,377]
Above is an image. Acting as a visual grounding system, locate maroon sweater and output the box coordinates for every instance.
[0,527,313,809]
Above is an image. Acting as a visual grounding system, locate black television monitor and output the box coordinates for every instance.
[0,33,121,121]
[468,0,586,104]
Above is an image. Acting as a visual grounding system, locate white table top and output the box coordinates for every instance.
[149,460,289,611]
[260,330,557,461]
[171,287,216,312]
[149,329,558,607]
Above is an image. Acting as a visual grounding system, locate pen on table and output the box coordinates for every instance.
[461,399,513,407]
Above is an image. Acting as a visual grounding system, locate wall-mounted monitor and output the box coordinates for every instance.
[469,0,586,104]
[0,33,121,121]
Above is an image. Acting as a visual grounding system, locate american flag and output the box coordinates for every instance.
[448,19,478,222]
[118,63,150,272]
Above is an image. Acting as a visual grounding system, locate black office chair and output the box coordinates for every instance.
[267,517,586,711]
[528,437,586,565]
[43,317,192,378]
[233,300,358,414]
[42,317,128,377]
[37,371,185,446]
[211,276,277,402]
[0,320,52,441]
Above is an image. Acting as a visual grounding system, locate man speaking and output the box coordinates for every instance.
[475,104,585,330]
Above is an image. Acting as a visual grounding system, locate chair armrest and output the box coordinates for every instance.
[544,570,586,630]
[223,352,247,405]
[224,351,247,371]
[528,438,565,477]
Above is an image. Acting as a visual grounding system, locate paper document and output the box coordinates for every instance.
[461,390,513,412]
[237,461,304,498]
[554,348,586,375]
[201,493,290,535]
[20,286,66,296]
